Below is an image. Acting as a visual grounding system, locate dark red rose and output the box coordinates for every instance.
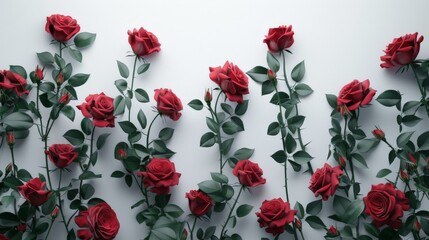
[128,27,161,57]
[154,88,183,121]
[256,198,297,235]
[0,234,9,240]
[381,33,424,68]
[75,202,120,240]
[209,61,249,104]
[18,178,51,206]
[45,14,80,42]
[77,93,115,128]
[363,183,410,229]
[138,158,181,195]
[232,160,266,187]
[0,70,30,96]
[46,144,78,168]
[337,79,376,115]
[185,190,213,217]
[263,25,295,53]
[309,163,343,201]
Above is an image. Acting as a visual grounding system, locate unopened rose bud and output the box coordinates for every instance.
[204,89,212,104]
[407,153,418,172]
[183,228,188,238]
[58,93,71,105]
[400,170,409,182]
[118,148,126,160]
[7,132,15,146]
[17,223,26,232]
[5,163,13,175]
[328,226,339,236]
[295,218,302,230]
[372,127,385,141]
[56,72,64,86]
[35,66,44,81]
[51,207,59,219]
[267,69,276,82]
[339,156,346,169]
[413,219,421,232]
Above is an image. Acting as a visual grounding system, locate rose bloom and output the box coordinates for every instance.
[18,178,51,206]
[363,183,410,229]
[309,163,343,201]
[185,190,213,217]
[209,61,249,104]
[154,88,183,121]
[0,70,30,96]
[75,202,120,240]
[77,92,115,128]
[381,32,424,68]
[256,198,297,235]
[46,144,78,168]
[138,158,181,195]
[45,14,80,42]
[263,25,295,53]
[232,160,266,187]
[128,27,161,57]
[337,79,376,115]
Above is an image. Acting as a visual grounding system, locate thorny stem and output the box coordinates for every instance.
[220,186,244,238]
[57,169,69,232]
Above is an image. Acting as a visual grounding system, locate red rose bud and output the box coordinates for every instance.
[118,148,126,160]
[51,207,59,219]
[407,153,418,172]
[413,219,421,232]
[35,66,44,81]
[339,156,346,169]
[56,72,64,86]
[59,93,71,105]
[7,132,15,146]
[17,223,26,232]
[295,219,302,230]
[372,128,385,141]
[400,170,409,183]
[267,69,276,81]
[204,89,212,104]
[328,226,339,236]
[5,163,13,175]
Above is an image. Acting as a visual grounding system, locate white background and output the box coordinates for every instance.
[1,0,429,239]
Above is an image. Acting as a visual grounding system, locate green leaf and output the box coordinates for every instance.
[204,226,216,239]
[326,94,338,109]
[266,52,280,72]
[305,215,326,229]
[117,60,129,78]
[270,91,289,105]
[352,153,368,169]
[135,88,149,103]
[222,120,242,135]
[10,65,27,79]
[294,202,305,219]
[0,212,20,227]
[403,101,421,115]
[291,61,305,82]
[79,171,102,180]
[119,121,137,134]
[293,151,313,165]
[200,132,216,147]
[123,156,140,172]
[206,117,218,132]
[2,112,33,130]
[37,52,54,65]
[267,122,280,136]
[151,227,176,240]
[17,169,32,182]
[137,63,150,74]
[97,133,110,149]
[236,204,253,218]
[417,131,429,150]
[343,199,365,224]
[287,115,305,133]
[114,95,126,116]
[357,138,380,153]
[81,118,93,135]
[376,168,392,178]
[295,83,313,97]
[396,131,414,148]
[136,109,147,129]
[376,90,401,107]
[198,180,221,194]
[221,103,234,115]
[159,128,174,141]
[68,73,90,87]
[364,222,380,237]
[285,133,297,153]
[401,115,422,127]
[271,150,287,163]
[74,32,96,48]
[80,184,95,200]
[61,105,75,121]
[235,100,249,116]
[211,172,229,184]
[262,80,276,95]
[306,199,322,215]
[246,66,268,83]
[42,195,56,215]
[233,148,254,160]
[188,99,204,110]
[164,204,184,218]
[221,138,234,155]
[68,48,82,62]
[111,171,125,178]
[63,129,85,146]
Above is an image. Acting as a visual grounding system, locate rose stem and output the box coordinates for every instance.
[8,145,18,215]
[220,186,244,238]
[187,216,197,240]
[146,113,160,159]
[57,169,69,232]
[128,56,139,121]
[281,50,313,174]
[78,126,97,202]
[411,64,429,121]
[208,91,224,174]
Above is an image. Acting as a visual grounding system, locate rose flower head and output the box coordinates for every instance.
[263,25,295,53]
[381,32,424,68]
[154,88,183,121]
[0,70,30,96]
[337,79,376,115]
[77,92,115,128]
[18,178,51,206]
[46,144,78,168]
[138,158,181,195]
[186,190,213,217]
[256,198,297,235]
[128,27,161,57]
[309,163,343,201]
[232,160,266,188]
[45,14,80,42]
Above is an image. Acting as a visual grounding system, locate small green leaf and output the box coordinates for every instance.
[376,168,392,178]
[305,215,326,229]
[198,180,221,194]
[68,73,90,87]
[266,52,280,72]
[135,88,149,103]
[137,109,147,129]
[270,91,289,105]
[293,151,313,165]
[81,184,95,200]
[97,133,110,149]
[326,94,338,109]
[79,171,102,180]
[2,112,34,130]
[61,105,75,121]
[376,90,401,107]
[357,138,380,153]
[137,63,150,74]
[10,65,27,79]
[401,115,422,127]
[306,199,322,215]
[291,61,305,82]
[236,204,253,218]
[111,171,125,178]
[0,212,20,227]
[117,60,129,78]
[417,131,429,150]
[267,122,280,136]
[295,83,313,97]
[200,132,216,147]
[114,95,126,116]
[211,172,229,184]
[118,121,137,134]
[188,99,204,110]
[343,199,365,224]
[164,204,184,218]
[271,150,287,163]
[246,66,268,83]
[63,129,85,146]
[294,202,305,219]
[68,48,82,62]
[159,128,174,141]
[74,32,96,48]
[262,80,275,95]
[396,131,414,148]
[233,148,254,160]
[37,52,54,65]
[235,100,249,116]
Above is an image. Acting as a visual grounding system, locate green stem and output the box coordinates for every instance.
[189,216,197,240]
[128,56,139,121]
[36,84,45,138]
[44,220,54,240]
[411,64,429,120]
[9,145,16,177]
[208,92,224,174]
[57,169,69,232]
[131,173,149,206]
[79,126,96,201]
[220,186,244,238]
[146,113,160,158]
[299,229,305,240]
[44,136,53,190]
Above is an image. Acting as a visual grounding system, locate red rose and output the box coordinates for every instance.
[45,14,80,42]
[185,190,213,217]
[75,202,120,240]
[309,163,343,201]
[363,183,410,229]
[232,160,266,187]
[18,178,51,206]
[381,33,424,68]
[77,93,115,128]
[256,198,297,235]
[46,144,78,168]
[154,88,183,121]
[337,79,376,115]
[0,70,30,96]
[263,25,295,53]
[138,158,181,195]
[128,27,161,57]
[209,61,249,104]
[0,234,9,240]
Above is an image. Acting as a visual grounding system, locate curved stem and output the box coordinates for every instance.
[57,169,69,232]
[189,216,197,240]
[299,229,305,240]
[44,140,53,190]
[208,91,224,173]
[146,113,160,158]
[36,85,45,138]
[44,220,54,240]
[79,126,96,201]
[220,186,244,238]
[128,56,139,121]
[411,65,429,120]
[131,173,149,206]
